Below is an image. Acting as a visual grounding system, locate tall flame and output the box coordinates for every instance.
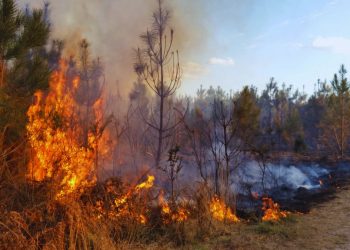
[26,61,106,199]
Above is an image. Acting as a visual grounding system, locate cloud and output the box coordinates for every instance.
[312,36,350,54]
[209,57,235,66]
[182,61,208,79]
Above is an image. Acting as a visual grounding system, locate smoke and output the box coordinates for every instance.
[234,162,330,194]
[18,0,209,96]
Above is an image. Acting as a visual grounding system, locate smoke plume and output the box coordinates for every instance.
[18,0,209,96]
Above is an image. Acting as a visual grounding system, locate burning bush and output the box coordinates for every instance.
[26,61,109,200]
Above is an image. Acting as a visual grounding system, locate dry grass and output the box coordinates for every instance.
[2,181,350,249]
[182,186,350,250]
[1,164,350,250]
[2,133,350,250]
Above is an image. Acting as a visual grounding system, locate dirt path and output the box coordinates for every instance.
[287,186,350,250]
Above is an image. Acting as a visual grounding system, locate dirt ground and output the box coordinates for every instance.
[195,185,350,250]
[279,185,350,250]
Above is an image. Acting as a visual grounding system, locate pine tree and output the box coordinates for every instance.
[0,0,50,142]
[135,0,181,167]
[319,65,350,158]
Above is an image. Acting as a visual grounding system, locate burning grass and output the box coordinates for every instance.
[261,197,289,222]
[2,59,338,249]
[209,196,239,223]
[159,192,190,224]
[1,165,347,250]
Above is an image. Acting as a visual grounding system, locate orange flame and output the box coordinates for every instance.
[26,61,108,199]
[210,196,239,223]
[135,175,155,190]
[159,192,189,223]
[114,175,155,206]
[262,197,289,221]
[112,175,155,224]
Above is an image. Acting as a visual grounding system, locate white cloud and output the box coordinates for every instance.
[183,61,208,79]
[209,57,235,66]
[312,36,350,55]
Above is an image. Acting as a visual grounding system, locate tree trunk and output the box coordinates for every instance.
[155,9,165,168]
[340,94,344,158]
[0,59,5,87]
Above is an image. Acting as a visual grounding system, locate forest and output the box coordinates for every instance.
[1,0,350,249]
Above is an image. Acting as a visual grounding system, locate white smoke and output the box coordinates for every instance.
[17,0,209,96]
[234,161,330,194]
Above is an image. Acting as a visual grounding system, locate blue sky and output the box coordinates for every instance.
[180,0,350,95]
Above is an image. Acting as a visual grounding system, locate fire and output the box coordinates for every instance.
[261,197,289,221]
[159,192,189,223]
[111,175,155,224]
[26,61,108,199]
[135,175,155,190]
[114,175,155,206]
[210,196,239,223]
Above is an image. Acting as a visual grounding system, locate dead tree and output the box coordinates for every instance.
[183,109,210,183]
[212,98,242,200]
[135,0,181,168]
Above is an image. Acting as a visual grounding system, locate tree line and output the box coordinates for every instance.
[1,0,350,198]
